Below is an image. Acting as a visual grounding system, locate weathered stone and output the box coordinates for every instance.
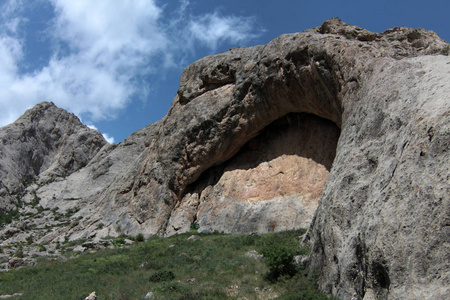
[304,54,450,300]
[85,291,97,300]
[123,239,134,245]
[245,250,263,260]
[187,235,200,241]
[0,102,107,211]
[0,18,448,300]
[8,257,35,269]
[144,292,154,299]
[0,293,23,299]
[171,113,339,235]
[73,245,85,253]
[81,241,97,249]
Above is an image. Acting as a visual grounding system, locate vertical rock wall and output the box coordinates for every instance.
[306,55,450,300]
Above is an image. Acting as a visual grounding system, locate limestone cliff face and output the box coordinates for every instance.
[111,18,448,299]
[305,55,450,300]
[166,113,339,235]
[0,18,449,299]
[0,102,107,211]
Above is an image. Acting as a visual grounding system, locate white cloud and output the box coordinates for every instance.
[188,12,258,50]
[87,124,115,144]
[0,0,24,34]
[0,0,261,136]
[102,133,115,144]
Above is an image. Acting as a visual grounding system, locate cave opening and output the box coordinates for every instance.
[171,112,340,234]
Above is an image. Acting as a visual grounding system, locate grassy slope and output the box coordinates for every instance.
[0,230,334,300]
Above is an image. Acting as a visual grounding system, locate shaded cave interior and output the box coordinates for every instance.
[177,112,341,233]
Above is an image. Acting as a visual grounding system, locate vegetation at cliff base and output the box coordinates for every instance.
[0,230,335,299]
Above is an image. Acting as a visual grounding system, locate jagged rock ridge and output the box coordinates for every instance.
[0,18,449,299]
[0,102,107,211]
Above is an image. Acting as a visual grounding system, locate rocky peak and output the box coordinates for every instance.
[0,101,107,211]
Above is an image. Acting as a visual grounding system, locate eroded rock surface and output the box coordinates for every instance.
[305,55,450,300]
[0,102,107,211]
[166,113,340,235]
[0,18,449,299]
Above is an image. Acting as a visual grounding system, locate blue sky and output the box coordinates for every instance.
[0,0,448,143]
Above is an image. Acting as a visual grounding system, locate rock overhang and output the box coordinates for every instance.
[1,18,449,299]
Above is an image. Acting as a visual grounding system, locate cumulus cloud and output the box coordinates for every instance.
[0,0,261,141]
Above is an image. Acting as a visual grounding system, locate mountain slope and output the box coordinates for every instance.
[0,102,107,211]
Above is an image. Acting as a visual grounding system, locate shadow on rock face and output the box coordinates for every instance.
[167,112,340,234]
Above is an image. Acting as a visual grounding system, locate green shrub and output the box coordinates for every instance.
[26,236,34,245]
[31,191,40,207]
[64,206,80,218]
[190,223,199,233]
[112,237,125,246]
[276,272,335,300]
[149,270,175,282]
[0,209,19,226]
[23,178,36,188]
[15,248,24,258]
[178,289,230,299]
[441,45,449,56]
[261,243,297,282]
[153,280,188,295]
[135,233,144,242]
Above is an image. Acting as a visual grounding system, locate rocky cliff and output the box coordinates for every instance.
[0,18,449,299]
[0,102,107,211]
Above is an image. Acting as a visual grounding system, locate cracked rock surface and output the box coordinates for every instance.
[0,18,449,299]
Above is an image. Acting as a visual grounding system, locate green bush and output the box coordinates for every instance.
[15,248,24,258]
[0,209,19,226]
[441,45,449,56]
[26,236,34,245]
[135,233,145,242]
[178,289,230,299]
[261,243,297,282]
[276,272,335,300]
[153,281,189,296]
[31,191,40,207]
[190,223,200,233]
[149,270,175,282]
[64,206,80,218]
[113,237,125,246]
